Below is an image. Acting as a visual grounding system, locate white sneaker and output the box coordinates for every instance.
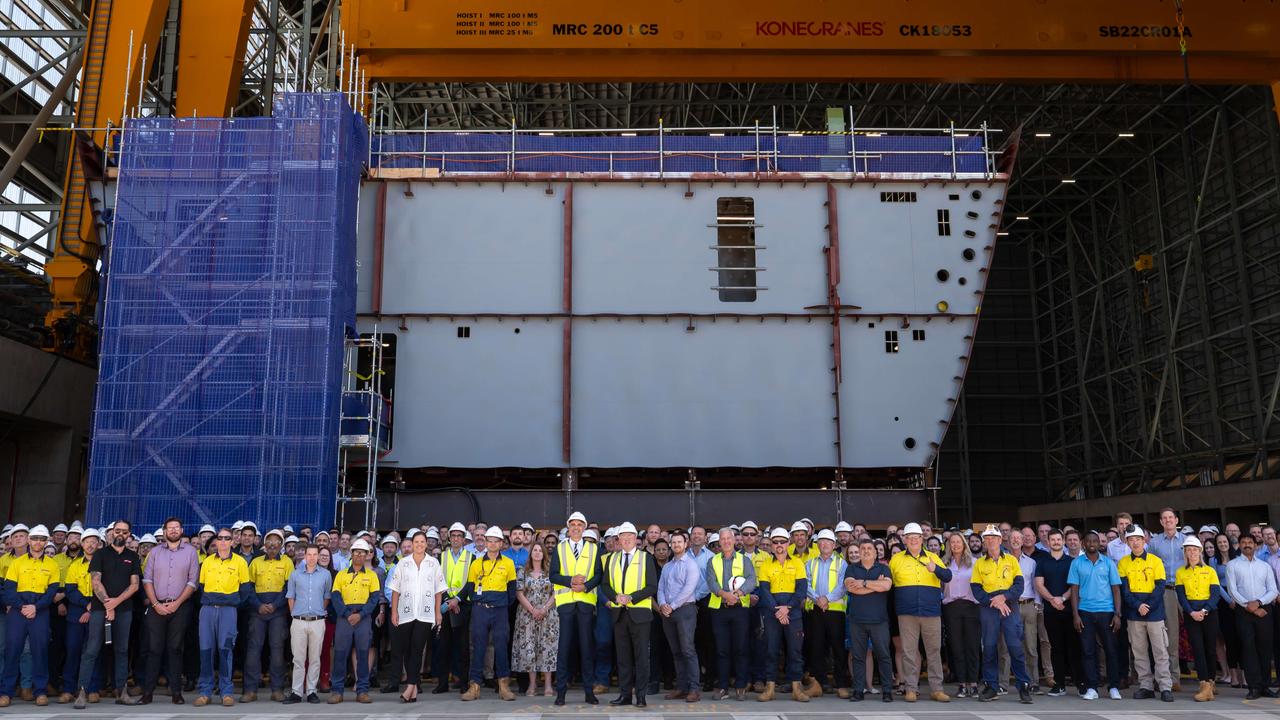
[1081,689,1099,701]
[1108,688,1122,700]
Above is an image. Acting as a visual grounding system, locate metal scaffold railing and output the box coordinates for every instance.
[337,327,390,532]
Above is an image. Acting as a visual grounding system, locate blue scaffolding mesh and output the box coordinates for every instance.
[372,132,988,174]
[87,92,367,531]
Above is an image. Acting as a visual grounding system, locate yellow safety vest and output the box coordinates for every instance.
[443,549,473,599]
[805,555,847,612]
[606,550,652,610]
[555,539,598,607]
[708,552,746,609]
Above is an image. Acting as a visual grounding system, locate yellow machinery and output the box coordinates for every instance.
[45,0,1280,359]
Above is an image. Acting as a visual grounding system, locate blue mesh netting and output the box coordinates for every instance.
[87,92,367,531]
[372,132,987,174]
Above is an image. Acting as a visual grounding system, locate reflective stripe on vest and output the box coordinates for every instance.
[805,555,847,612]
[708,552,746,609]
[555,540,598,606]
[607,550,652,610]
[443,549,472,597]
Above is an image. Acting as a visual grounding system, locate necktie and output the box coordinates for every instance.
[573,542,580,559]
[622,553,631,595]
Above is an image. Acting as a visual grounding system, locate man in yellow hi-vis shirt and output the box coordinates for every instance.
[461,526,518,702]
[193,528,251,707]
[971,525,1033,704]
[328,538,381,704]
[887,522,951,703]
[242,529,293,702]
[0,525,60,708]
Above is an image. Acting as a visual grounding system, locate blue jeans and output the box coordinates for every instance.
[981,604,1029,688]
[198,605,238,698]
[469,603,510,684]
[331,614,372,694]
[0,608,49,697]
[1079,611,1120,691]
[593,600,613,687]
[79,610,132,692]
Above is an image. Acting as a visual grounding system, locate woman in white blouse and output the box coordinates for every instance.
[388,531,446,702]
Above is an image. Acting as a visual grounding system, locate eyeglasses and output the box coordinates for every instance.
[771,539,788,545]
[741,532,758,537]
[216,536,233,541]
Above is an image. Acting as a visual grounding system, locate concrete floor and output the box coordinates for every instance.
[6,688,1280,718]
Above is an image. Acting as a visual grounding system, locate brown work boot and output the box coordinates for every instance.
[221,695,234,707]
[0,696,10,708]
[685,690,700,703]
[19,688,33,701]
[192,696,210,707]
[930,690,951,702]
[1194,680,1213,702]
[836,687,850,699]
[35,695,49,706]
[460,682,481,701]
[86,692,100,704]
[270,690,284,702]
[663,689,687,700]
[326,693,342,704]
[356,693,371,703]
[802,676,822,697]
[904,689,919,702]
[58,692,73,704]
[239,691,257,703]
[497,678,516,701]
[790,681,810,702]
[756,681,775,702]
[592,683,608,695]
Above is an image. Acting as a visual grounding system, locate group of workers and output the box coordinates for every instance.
[1,507,1279,707]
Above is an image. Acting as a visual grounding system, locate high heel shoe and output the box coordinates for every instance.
[399,691,417,704]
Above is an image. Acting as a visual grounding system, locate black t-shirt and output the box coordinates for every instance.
[1035,551,1074,598]
[844,561,891,624]
[88,546,142,612]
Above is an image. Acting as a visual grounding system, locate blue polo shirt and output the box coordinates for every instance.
[1067,552,1120,613]
[844,562,891,624]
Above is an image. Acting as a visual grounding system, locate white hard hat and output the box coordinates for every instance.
[264,529,284,542]
[903,522,924,536]
[789,521,808,535]
[603,526,617,539]
[232,521,244,530]
[381,535,399,546]
[82,528,103,542]
[139,533,156,544]
[242,521,258,533]
[284,535,299,544]
[567,511,587,525]
[1125,525,1146,539]
[741,521,759,531]
[283,525,294,532]
[801,517,814,527]
[350,539,373,553]
[834,521,853,533]
[315,530,331,539]
[28,524,49,539]
[1198,525,1216,535]
[426,528,440,540]
[10,523,29,534]
[53,523,69,533]
[405,528,420,540]
[199,524,216,535]
[1180,525,1194,535]
[66,525,82,536]
[616,523,637,536]
[1182,535,1203,549]
[448,522,467,535]
[583,528,599,541]
[815,528,837,543]
[981,524,1002,538]
[769,526,789,541]
[519,522,535,531]
[69,521,84,532]
[484,526,504,540]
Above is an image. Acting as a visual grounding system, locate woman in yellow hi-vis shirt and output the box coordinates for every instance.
[1176,536,1222,702]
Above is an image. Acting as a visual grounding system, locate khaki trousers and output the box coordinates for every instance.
[289,618,325,697]
[899,615,944,693]
[1127,619,1172,692]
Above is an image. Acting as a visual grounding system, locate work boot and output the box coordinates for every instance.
[592,683,608,696]
[460,682,481,701]
[663,689,687,700]
[751,681,765,693]
[35,695,49,706]
[270,690,284,702]
[904,689,919,702]
[1194,680,1213,702]
[86,692,100,703]
[931,690,951,702]
[240,691,257,703]
[326,693,342,704]
[19,688,33,701]
[192,696,210,707]
[802,676,822,697]
[790,681,810,702]
[356,693,371,703]
[221,695,235,707]
[0,696,10,708]
[497,678,515,701]
[756,681,775,702]
[58,692,74,704]
[836,687,850,699]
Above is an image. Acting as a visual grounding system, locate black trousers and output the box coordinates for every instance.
[803,608,849,688]
[612,610,651,696]
[143,602,194,692]
[943,600,981,684]
[711,606,749,690]
[555,602,596,694]
[694,597,715,688]
[391,621,433,687]
[849,620,894,693]
[1184,611,1219,682]
[433,606,469,689]
[1235,606,1274,691]
[1043,603,1083,690]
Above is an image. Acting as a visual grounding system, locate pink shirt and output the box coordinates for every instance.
[942,560,977,604]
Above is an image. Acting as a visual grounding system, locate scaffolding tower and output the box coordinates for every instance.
[337,328,390,531]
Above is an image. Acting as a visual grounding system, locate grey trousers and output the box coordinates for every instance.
[662,604,699,693]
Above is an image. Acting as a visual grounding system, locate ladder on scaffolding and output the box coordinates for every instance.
[336,327,389,531]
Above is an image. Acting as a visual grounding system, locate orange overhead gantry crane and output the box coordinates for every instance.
[46,0,1280,359]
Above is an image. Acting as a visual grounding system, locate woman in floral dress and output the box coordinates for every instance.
[512,542,558,695]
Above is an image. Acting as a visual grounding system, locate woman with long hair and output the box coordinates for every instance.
[387,531,445,703]
[1212,533,1243,687]
[1175,536,1221,701]
[512,542,558,696]
[941,533,980,698]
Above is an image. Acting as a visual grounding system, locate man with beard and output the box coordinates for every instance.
[0,525,60,707]
[140,518,199,705]
[76,520,141,707]
[242,530,292,702]
[61,529,100,705]
[433,523,473,694]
